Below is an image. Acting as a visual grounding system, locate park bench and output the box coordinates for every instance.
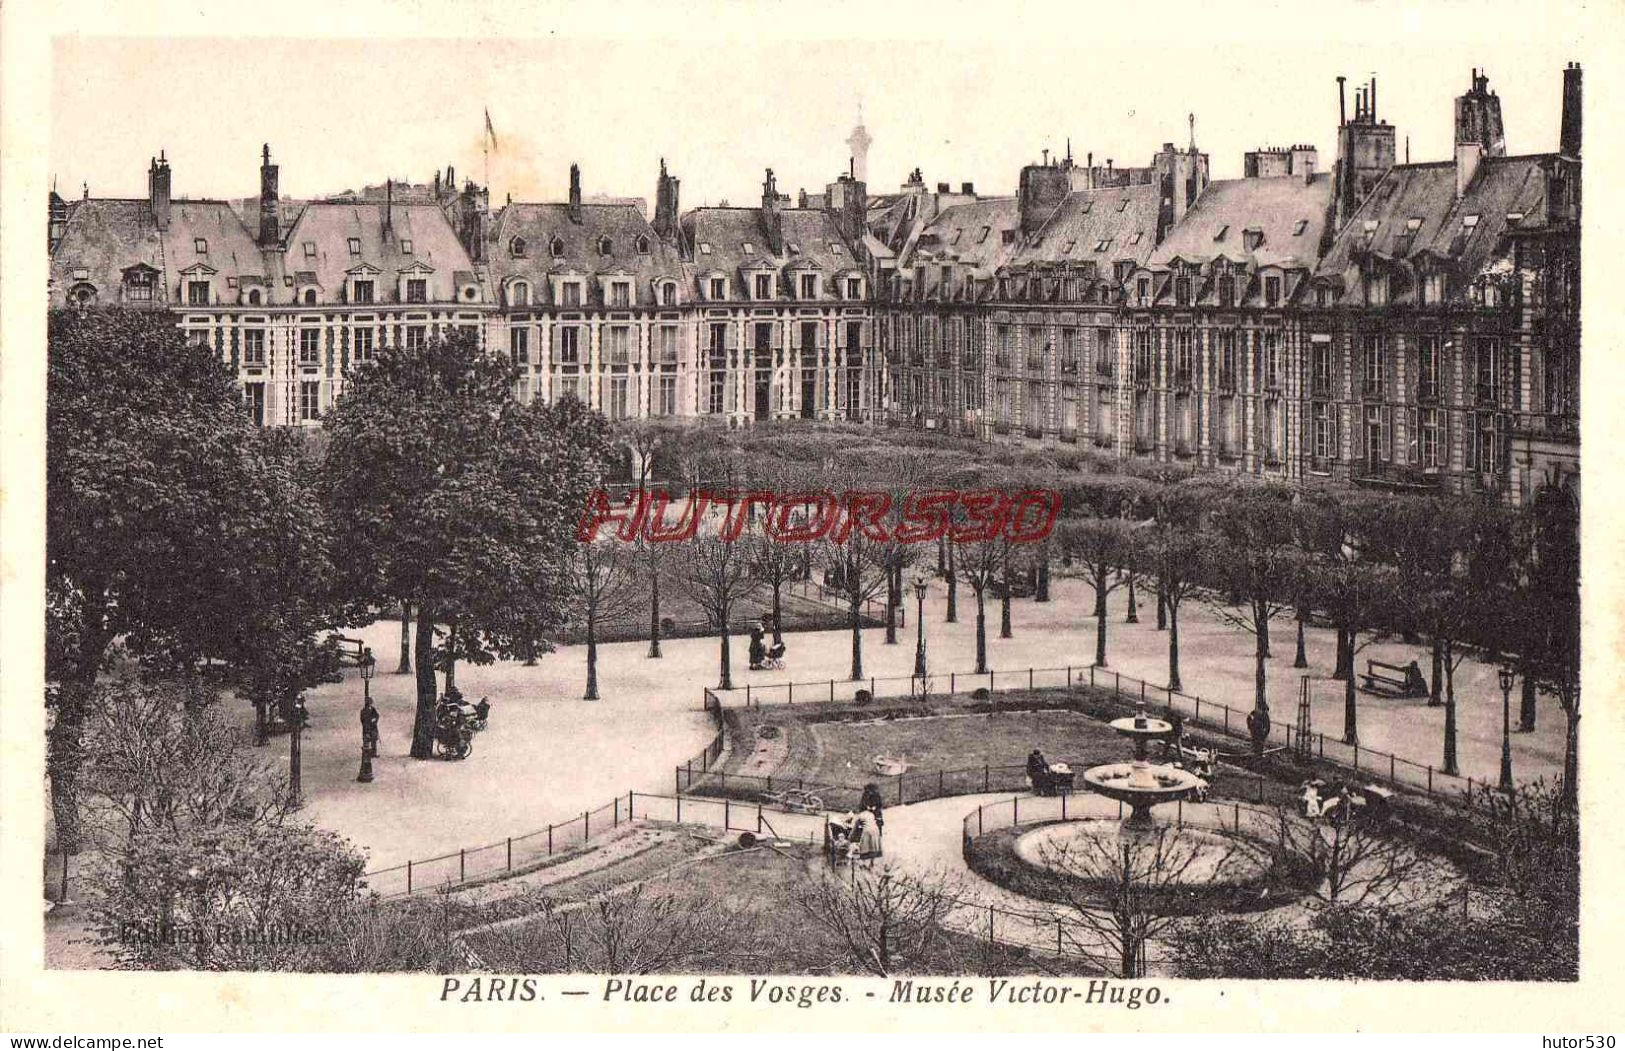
[327,634,369,668]
[1360,658,1427,699]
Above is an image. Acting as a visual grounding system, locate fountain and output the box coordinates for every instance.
[1082,759,1206,828]
[1107,706,1173,760]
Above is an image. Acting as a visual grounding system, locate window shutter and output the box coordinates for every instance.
[1383,405,1394,461]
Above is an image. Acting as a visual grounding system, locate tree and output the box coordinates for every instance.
[484,884,745,974]
[46,308,328,853]
[1145,480,1207,693]
[319,333,612,757]
[569,538,639,700]
[680,535,752,690]
[1302,560,1401,745]
[817,456,894,681]
[1057,517,1135,668]
[791,865,961,977]
[1038,823,1237,978]
[1204,483,1304,748]
[954,536,1006,675]
[1510,485,1581,812]
[1268,804,1436,908]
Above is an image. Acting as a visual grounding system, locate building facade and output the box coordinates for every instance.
[47,66,1579,504]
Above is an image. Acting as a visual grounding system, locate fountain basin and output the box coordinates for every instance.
[1109,711,1173,758]
[1083,760,1206,827]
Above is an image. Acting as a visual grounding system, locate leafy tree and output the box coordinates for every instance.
[318,333,612,758]
[46,308,327,852]
[953,536,1006,675]
[1302,560,1402,745]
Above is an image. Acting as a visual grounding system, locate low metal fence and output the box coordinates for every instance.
[960,792,1284,858]
[702,662,1488,812]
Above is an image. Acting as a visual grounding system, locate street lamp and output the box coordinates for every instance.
[358,648,378,784]
[913,576,929,681]
[289,697,308,809]
[1498,665,1516,792]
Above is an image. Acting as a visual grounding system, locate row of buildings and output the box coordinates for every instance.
[48,66,1580,506]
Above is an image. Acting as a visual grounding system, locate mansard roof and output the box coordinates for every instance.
[280,202,475,304]
[488,202,683,305]
[901,196,1019,279]
[1149,173,1332,273]
[681,207,858,294]
[1314,154,1559,305]
[1012,182,1162,271]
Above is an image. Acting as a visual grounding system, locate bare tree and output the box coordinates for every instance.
[680,534,753,690]
[954,536,1006,675]
[1038,824,1237,978]
[482,884,746,974]
[1269,804,1441,909]
[569,538,640,700]
[791,864,962,977]
[1056,516,1135,668]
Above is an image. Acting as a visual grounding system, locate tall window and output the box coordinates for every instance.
[187,280,210,306]
[1313,403,1333,462]
[352,280,374,305]
[1027,327,1045,372]
[404,326,426,352]
[558,326,581,365]
[353,327,375,363]
[1475,337,1501,405]
[660,282,677,306]
[1362,334,1384,397]
[1216,272,1235,307]
[405,278,427,304]
[1175,329,1193,384]
[243,383,266,426]
[846,276,862,299]
[561,282,582,308]
[1423,271,1445,306]
[1216,330,1236,390]
[606,326,630,367]
[1264,275,1281,307]
[605,375,629,419]
[1061,328,1080,374]
[299,328,321,366]
[1420,408,1441,468]
[1418,335,1441,400]
[656,326,678,365]
[1174,276,1191,306]
[243,329,267,366]
[800,273,817,299]
[1312,342,1331,396]
[1134,329,1154,384]
[755,274,772,300]
[709,277,726,300]
[1262,330,1280,389]
[510,327,530,365]
[610,282,631,308]
[707,370,726,415]
[299,380,321,421]
[655,374,677,416]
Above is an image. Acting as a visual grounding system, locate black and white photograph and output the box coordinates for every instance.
[1,0,1620,1038]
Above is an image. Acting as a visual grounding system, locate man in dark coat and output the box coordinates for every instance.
[360,697,379,758]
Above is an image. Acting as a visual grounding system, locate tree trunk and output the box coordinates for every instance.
[974,592,988,674]
[937,536,946,575]
[49,606,112,856]
[1036,545,1051,603]
[1125,574,1139,624]
[1442,638,1458,775]
[1293,604,1308,669]
[1167,601,1182,693]
[1155,574,1167,630]
[1095,588,1109,668]
[398,601,413,674]
[648,569,662,658]
[771,583,784,645]
[1343,664,1359,745]
[443,617,458,691]
[718,619,733,691]
[1254,624,1269,719]
[885,565,899,645]
[1561,703,1579,817]
[850,588,864,681]
[1258,598,1271,659]
[1519,668,1536,731]
[945,544,958,623]
[584,606,600,700]
[410,607,439,759]
[1333,625,1352,681]
[999,558,1013,640]
[1429,638,1443,707]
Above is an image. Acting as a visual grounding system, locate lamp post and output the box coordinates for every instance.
[1498,665,1515,792]
[289,697,308,809]
[913,576,928,682]
[358,647,378,784]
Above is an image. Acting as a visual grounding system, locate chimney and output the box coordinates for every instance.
[568,163,582,223]
[383,179,394,237]
[434,170,442,199]
[1561,62,1582,157]
[1337,76,1347,127]
[1369,76,1377,122]
[961,182,974,195]
[148,150,172,231]
[937,182,950,194]
[258,144,280,248]
[653,158,680,243]
[760,168,783,254]
[1291,144,1317,184]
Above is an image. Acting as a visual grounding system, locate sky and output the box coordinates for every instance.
[48,8,1586,212]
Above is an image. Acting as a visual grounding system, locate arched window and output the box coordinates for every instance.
[302,288,317,305]
[510,236,527,258]
[247,289,262,305]
[550,237,565,258]
[636,235,650,255]
[598,236,612,255]
[510,280,530,307]
[660,281,677,306]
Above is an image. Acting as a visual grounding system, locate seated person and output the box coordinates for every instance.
[474,697,491,723]
[1026,749,1050,787]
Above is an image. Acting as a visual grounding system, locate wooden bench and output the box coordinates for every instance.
[328,634,369,668]
[1360,658,1427,699]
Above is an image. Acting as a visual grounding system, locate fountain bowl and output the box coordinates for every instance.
[1083,760,1206,827]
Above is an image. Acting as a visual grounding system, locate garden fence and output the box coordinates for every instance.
[697,662,1489,812]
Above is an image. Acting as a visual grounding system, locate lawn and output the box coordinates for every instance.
[463,841,1049,976]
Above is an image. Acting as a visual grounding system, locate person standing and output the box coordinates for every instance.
[360,697,380,758]
[859,782,885,834]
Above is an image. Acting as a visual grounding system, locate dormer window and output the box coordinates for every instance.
[1062,240,1076,254]
[1406,217,1424,232]
[186,279,209,305]
[246,289,262,305]
[400,239,413,254]
[1129,232,1143,246]
[302,289,317,305]
[636,235,650,254]
[1423,271,1445,306]
[194,238,207,253]
[1095,239,1111,252]
[510,280,531,307]
[1264,275,1282,307]
[1136,277,1150,304]
[348,238,362,255]
[977,226,991,244]
[659,280,677,306]
[610,281,631,308]
[598,237,613,255]
[1293,219,1309,236]
[352,279,375,304]
[846,276,862,299]
[550,237,565,258]
[799,273,817,299]
[510,236,527,258]
[699,242,712,255]
[560,281,582,308]
[1364,269,1389,307]
[405,278,427,304]
[123,270,154,302]
[709,276,726,300]
[742,242,755,255]
[754,274,772,299]
[788,243,801,254]
[1174,277,1192,306]
[303,241,317,258]
[1001,230,1015,245]
[1117,199,1130,212]
[830,242,845,256]
[1462,214,1480,229]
